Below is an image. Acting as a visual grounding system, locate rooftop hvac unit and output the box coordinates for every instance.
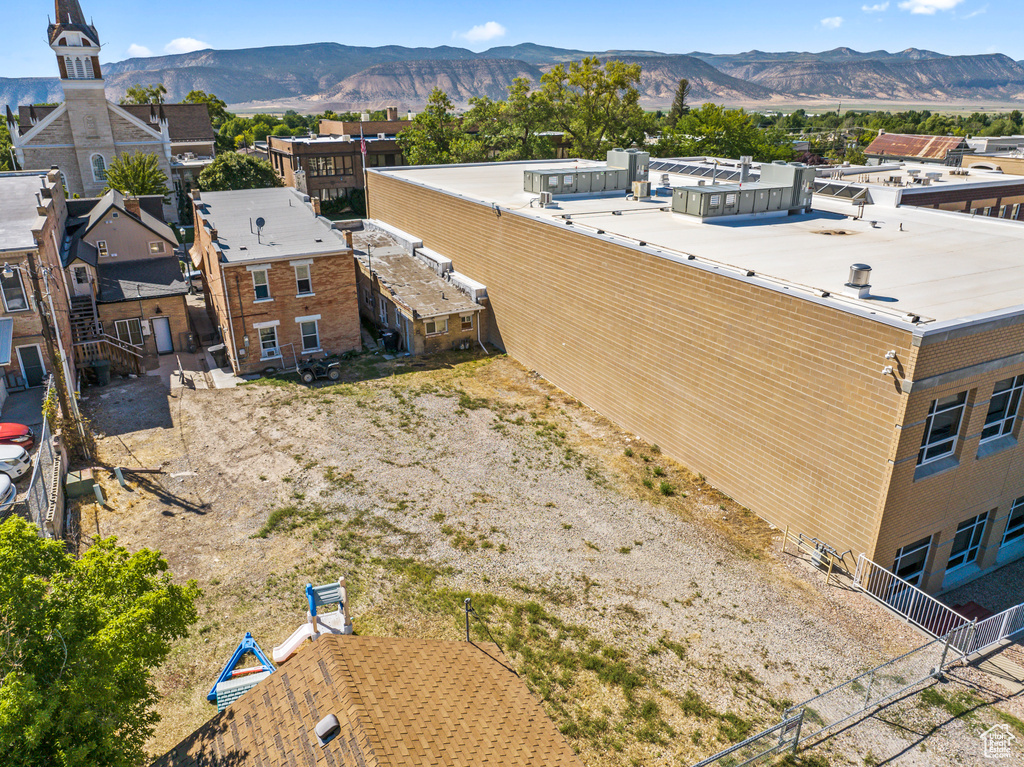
[378,133,386,140]
[539,191,553,206]
[661,173,670,187]
[341,135,351,142]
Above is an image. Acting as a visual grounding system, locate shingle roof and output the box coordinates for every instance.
[17,103,214,142]
[152,635,583,767]
[864,133,969,161]
[78,189,176,244]
[96,255,187,303]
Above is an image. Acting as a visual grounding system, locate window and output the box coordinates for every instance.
[295,264,312,295]
[113,318,143,347]
[300,320,319,352]
[338,155,355,176]
[725,193,737,206]
[461,314,473,331]
[981,375,1023,442]
[0,269,28,312]
[917,392,967,465]
[308,156,335,177]
[892,536,931,587]
[259,326,279,358]
[252,269,270,301]
[425,318,447,336]
[96,240,109,257]
[378,297,388,325]
[946,512,989,571]
[148,241,165,254]
[1003,497,1024,546]
[709,195,721,207]
[91,154,107,182]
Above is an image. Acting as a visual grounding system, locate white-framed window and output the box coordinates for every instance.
[981,375,1023,443]
[378,297,387,325]
[252,269,270,301]
[0,268,29,312]
[946,512,989,571]
[893,536,931,587]
[917,391,967,466]
[425,317,447,336]
[259,326,279,359]
[148,241,166,254]
[300,320,319,352]
[96,240,109,257]
[461,314,473,331]
[113,318,143,347]
[295,264,312,295]
[91,154,107,182]
[1003,497,1024,547]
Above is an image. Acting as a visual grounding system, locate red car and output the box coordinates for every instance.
[0,423,34,451]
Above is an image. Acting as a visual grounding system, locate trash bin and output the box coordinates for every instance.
[209,343,228,368]
[91,360,111,386]
[381,331,399,352]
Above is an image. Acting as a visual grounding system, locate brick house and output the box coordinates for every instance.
[190,187,361,374]
[61,189,190,371]
[368,158,1024,595]
[0,169,77,395]
[350,222,486,355]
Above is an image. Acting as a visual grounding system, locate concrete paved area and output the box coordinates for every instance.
[147,352,210,391]
[0,388,45,431]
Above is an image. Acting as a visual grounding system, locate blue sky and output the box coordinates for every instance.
[3,0,1018,79]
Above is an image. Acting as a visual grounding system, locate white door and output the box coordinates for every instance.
[72,266,92,296]
[152,316,173,354]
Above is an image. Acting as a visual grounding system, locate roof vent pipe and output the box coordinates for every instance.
[844,263,872,298]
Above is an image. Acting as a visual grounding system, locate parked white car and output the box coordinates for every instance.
[0,474,17,514]
[0,445,31,480]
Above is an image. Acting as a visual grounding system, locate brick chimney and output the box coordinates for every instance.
[123,197,141,218]
[312,197,321,216]
[386,106,399,122]
[343,230,353,249]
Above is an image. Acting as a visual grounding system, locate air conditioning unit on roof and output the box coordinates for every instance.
[539,191,553,206]
[377,133,386,140]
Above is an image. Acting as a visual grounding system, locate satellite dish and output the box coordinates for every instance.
[255,217,266,230]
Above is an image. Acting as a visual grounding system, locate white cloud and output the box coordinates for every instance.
[861,2,889,11]
[820,16,844,28]
[126,43,153,58]
[455,21,506,43]
[897,0,964,14]
[963,4,988,18]
[164,37,210,55]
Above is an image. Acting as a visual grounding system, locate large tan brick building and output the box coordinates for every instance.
[367,158,1024,595]
[190,187,361,374]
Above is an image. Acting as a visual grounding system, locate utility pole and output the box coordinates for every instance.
[24,250,71,424]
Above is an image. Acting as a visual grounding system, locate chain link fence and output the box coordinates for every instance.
[690,712,804,767]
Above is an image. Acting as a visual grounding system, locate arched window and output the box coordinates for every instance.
[91,154,107,182]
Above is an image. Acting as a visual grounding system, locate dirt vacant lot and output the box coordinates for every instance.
[79,351,1023,766]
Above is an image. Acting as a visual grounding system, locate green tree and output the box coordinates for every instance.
[0,123,15,172]
[397,88,477,165]
[667,78,690,125]
[120,83,167,105]
[538,57,652,159]
[198,152,282,191]
[101,152,170,199]
[0,516,199,767]
[463,78,555,161]
[657,103,794,162]
[182,90,232,129]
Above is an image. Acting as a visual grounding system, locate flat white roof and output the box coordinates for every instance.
[0,172,47,252]
[373,160,1024,329]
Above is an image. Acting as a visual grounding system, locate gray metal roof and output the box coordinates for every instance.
[0,173,47,252]
[96,255,188,303]
[197,187,349,264]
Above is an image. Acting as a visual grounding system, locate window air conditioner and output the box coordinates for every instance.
[539,191,553,206]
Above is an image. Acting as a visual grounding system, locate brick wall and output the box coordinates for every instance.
[98,295,191,360]
[367,171,915,559]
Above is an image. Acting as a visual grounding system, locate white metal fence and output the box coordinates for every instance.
[948,602,1024,657]
[853,554,969,638]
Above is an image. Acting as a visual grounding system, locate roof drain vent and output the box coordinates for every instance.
[315,714,341,746]
[843,263,872,299]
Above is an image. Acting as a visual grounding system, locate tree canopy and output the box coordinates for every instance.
[667,79,690,126]
[198,152,282,191]
[397,89,478,165]
[0,123,14,172]
[0,517,199,767]
[656,103,794,163]
[183,90,231,130]
[460,78,555,162]
[102,152,169,199]
[120,83,167,105]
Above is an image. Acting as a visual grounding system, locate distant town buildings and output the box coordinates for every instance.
[864,131,970,166]
[366,152,1024,595]
[4,1,215,214]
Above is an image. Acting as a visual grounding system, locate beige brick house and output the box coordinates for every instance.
[367,158,1024,595]
[190,187,361,374]
[4,1,215,211]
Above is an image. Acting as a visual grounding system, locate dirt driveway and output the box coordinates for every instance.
[79,352,1023,766]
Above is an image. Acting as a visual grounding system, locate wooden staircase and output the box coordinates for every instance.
[70,293,144,375]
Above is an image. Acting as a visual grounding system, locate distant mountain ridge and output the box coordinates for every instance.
[2,43,1022,111]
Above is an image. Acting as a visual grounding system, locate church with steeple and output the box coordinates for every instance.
[5,1,215,209]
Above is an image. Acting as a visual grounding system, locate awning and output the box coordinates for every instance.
[0,318,13,365]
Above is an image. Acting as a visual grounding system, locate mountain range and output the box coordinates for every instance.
[2,44,1023,113]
